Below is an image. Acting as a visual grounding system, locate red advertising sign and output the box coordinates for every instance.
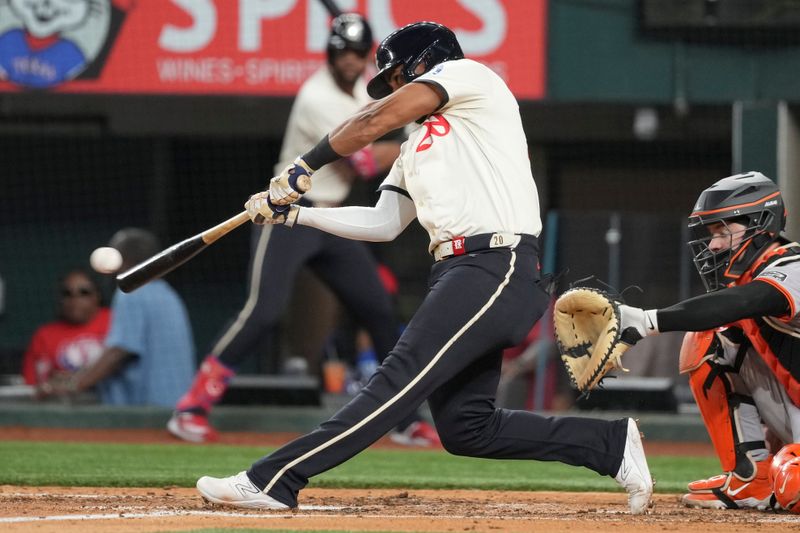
[0,0,546,98]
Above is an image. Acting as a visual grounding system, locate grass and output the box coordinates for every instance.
[0,440,715,493]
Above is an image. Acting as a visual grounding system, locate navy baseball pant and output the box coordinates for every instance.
[246,236,628,507]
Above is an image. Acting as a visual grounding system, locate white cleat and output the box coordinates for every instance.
[196,471,290,510]
[614,418,654,515]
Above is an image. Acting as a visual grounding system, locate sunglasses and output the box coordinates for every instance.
[60,287,95,298]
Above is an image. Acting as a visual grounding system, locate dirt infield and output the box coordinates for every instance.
[3,427,799,532]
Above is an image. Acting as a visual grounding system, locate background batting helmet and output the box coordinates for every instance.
[327,13,373,63]
[687,171,786,292]
[366,21,463,99]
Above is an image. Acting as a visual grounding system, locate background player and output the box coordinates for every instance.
[613,172,800,510]
[194,21,652,515]
[167,13,439,447]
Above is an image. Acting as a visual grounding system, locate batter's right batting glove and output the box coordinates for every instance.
[245,192,298,226]
[269,157,313,205]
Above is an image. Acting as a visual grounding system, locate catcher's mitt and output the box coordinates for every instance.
[554,287,632,392]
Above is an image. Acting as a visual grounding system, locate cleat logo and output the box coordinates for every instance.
[779,476,789,495]
[726,482,750,497]
[235,482,262,498]
[619,457,632,480]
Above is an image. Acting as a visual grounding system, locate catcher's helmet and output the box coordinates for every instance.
[366,21,463,99]
[774,456,800,512]
[327,13,373,62]
[687,171,786,292]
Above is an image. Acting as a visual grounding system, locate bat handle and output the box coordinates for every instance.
[201,211,250,244]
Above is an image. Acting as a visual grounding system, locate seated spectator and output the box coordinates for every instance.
[22,269,110,397]
[43,228,195,407]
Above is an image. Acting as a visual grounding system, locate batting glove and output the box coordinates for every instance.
[270,157,313,205]
[245,192,299,226]
[619,305,659,344]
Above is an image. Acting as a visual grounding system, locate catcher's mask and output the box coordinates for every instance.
[687,171,786,292]
[366,21,463,99]
[327,13,373,63]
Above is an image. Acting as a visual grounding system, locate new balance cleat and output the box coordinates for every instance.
[614,418,654,514]
[196,471,290,510]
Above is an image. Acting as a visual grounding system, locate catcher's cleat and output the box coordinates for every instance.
[681,459,773,510]
[614,418,653,515]
[196,471,290,510]
[389,421,442,447]
[167,411,218,443]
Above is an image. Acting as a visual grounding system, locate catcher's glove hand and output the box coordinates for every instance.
[554,287,638,392]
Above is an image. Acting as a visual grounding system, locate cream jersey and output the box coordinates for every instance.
[276,66,371,205]
[379,59,541,251]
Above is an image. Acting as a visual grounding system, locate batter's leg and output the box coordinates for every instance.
[428,348,627,475]
[245,248,543,506]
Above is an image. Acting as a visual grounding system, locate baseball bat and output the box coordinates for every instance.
[116,211,250,293]
[319,0,343,16]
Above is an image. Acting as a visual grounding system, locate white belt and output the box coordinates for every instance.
[432,232,521,262]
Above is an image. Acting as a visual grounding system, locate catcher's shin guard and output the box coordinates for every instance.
[681,332,765,480]
[176,355,235,414]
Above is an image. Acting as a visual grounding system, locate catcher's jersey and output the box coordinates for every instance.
[276,66,370,204]
[736,243,800,405]
[379,59,541,251]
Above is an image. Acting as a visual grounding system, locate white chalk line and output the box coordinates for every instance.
[3,508,800,525]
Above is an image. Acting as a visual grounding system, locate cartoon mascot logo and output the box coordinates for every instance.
[0,0,132,89]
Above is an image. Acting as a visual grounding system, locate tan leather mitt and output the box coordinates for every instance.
[554,287,632,392]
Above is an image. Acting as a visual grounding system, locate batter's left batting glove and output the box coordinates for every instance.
[269,157,313,205]
[245,192,299,226]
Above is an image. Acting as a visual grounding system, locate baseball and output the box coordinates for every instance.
[90,247,123,274]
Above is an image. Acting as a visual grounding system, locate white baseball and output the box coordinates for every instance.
[90,247,123,274]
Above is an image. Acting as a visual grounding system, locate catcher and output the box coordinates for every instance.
[560,172,799,510]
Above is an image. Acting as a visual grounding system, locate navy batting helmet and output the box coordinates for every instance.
[327,13,373,62]
[366,21,464,99]
[687,172,786,291]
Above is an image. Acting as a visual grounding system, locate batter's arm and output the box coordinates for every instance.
[297,189,416,242]
[328,82,443,156]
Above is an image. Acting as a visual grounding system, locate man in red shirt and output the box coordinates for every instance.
[22,269,110,396]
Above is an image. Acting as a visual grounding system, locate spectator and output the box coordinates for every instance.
[44,228,195,407]
[22,269,110,397]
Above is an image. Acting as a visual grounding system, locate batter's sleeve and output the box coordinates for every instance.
[297,186,416,242]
